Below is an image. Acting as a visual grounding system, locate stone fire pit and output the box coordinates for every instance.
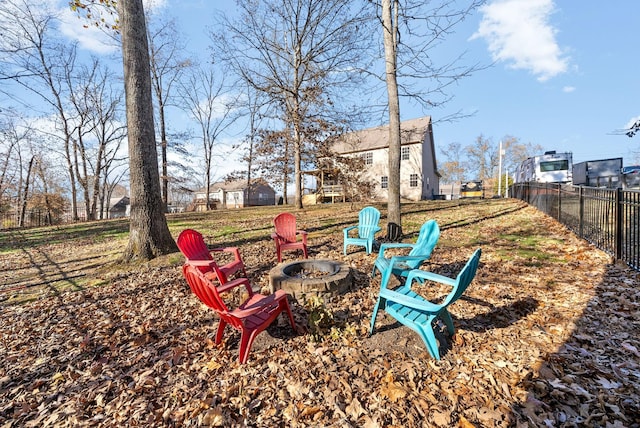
[269,259,353,299]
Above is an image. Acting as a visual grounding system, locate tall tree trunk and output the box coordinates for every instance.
[245,89,257,206]
[37,160,53,225]
[159,100,168,211]
[118,0,176,261]
[19,156,35,228]
[282,135,290,205]
[382,0,402,237]
[75,129,92,220]
[90,146,104,220]
[65,136,79,221]
[294,123,303,210]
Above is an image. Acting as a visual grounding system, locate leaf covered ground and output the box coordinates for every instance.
[0,199,638,427]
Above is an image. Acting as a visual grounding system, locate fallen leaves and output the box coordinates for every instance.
[1,199,639,426]
[379,371,409,402]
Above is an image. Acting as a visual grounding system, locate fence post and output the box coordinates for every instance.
[615,188,622,260]
[557,184,561,222]
[578,186,584,238]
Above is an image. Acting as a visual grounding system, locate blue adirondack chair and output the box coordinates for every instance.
[343,206,381,255]
[370,248,481,360]
[371,219,440,289]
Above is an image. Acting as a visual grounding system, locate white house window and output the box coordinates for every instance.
[401,146,410,160]
[381,176,388,189]
[258,192,267,200]
[410,174,419,187]
[360,152,373,165]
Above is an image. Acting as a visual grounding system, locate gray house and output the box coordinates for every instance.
[330,116,440,201]
[193,178,276,210]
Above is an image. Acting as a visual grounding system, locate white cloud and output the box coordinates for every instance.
[562,86,575,93]
[56,0,168,55]
[470,0,569,82]
[58,6,120,54]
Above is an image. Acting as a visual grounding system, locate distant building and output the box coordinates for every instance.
[305,116,440,203]
[438,182,461,200]
[192,178,276,210]
[107,196,130,218]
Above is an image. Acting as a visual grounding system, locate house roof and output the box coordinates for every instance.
[202,178,273,192]
[109,196,129,209]
[331,116,432,154]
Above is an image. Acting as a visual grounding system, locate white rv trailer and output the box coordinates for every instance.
[514,151,573,184]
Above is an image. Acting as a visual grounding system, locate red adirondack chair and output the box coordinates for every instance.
[177,229,247,283]
[181,262,296,364]
[271,212,308,263]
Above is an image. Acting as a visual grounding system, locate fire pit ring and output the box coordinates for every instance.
[269,259,353,299]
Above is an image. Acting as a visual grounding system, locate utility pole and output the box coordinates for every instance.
[505,169,509,198]
[498,140,503,197]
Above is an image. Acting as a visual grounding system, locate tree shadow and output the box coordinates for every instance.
[510,262,640,424]
[368,297,540,359]
[457,296,539,333]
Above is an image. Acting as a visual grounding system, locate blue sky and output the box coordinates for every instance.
[47,0,640,171]
[434,0,640,165]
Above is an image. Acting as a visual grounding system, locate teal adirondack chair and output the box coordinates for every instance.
[343,206,381,255]
[370,248,481,360]
[371,219,440,289]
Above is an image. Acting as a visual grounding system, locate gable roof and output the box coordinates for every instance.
[332,116,432,154]
[208,178,273,192]
[109,196,130,210]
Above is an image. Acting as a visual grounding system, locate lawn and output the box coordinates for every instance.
[1,199,638,427]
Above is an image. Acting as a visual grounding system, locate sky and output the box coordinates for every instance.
[19,0,640,180]
[433,0,640,166]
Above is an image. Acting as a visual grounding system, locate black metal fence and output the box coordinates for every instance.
[0,209,89,229]
[510,183,640,271]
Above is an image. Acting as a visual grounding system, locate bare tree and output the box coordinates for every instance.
[215,0,373,209]
[238,85,269,202]
[84,62,127,219]
[0,114,31,202]
[224,86,276,205]
[66,58,97,221]
[68,0,175,258]
[146,13,190,211]
[18,155,35,227]
[380,0,403,234]
[251,128,294,201]
[500,136,543,176]
[438,141,468,183]
[100,162,127,219]
[178,64,238,209]
[466,134,498,183]
[32,153,67,225]
[117,0,176,260]
[0,0,82,220]
[373,0,484,233]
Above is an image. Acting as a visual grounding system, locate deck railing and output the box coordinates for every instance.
[321,184,344,195]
